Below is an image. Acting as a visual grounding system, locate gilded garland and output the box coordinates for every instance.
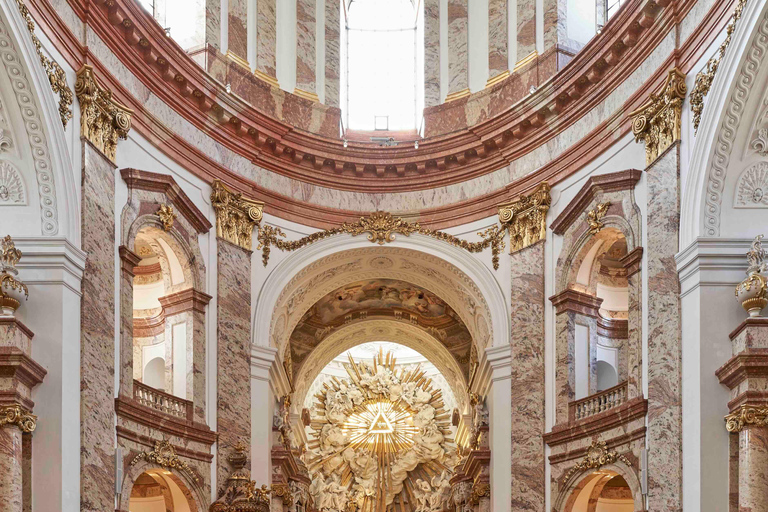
[305,350,456,512]
[562,441,632,483]
[211,180,551,270]
[14,0,73,127]
[690,0,748,133]
[130,440,200,483]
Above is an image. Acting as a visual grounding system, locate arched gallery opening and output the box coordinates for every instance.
[128,470,196,512]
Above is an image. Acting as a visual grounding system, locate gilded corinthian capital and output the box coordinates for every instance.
[75,65,133,162]
[497,182,551,253]
[630,68,686,165]
[211,180,264,250]
[725,405,768,433]
[0,405,37,433]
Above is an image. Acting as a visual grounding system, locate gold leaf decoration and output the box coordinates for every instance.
[690,0,748,133]
[157,204,177,232]
[497,182,551,253]
[14,0,73,127]
[725,405,768,433]
[211,180,264,251]
[0,404,37,433]
[130,440,200,483]
[630,68,687,165]
[0,235,28,313]
[562,441,632,483]
[75,65,133,162]
[586,202,611,235]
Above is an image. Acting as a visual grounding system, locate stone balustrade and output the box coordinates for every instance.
[569,381,628,422]
[133,379,192,420]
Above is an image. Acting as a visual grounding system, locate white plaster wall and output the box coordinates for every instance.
[277,0,298,93]
[468,0,489,92]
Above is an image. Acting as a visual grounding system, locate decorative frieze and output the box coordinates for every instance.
[210,180,264,251]
[130,440,199,483]
[0,405,36,433]
[725,405,768,432]
[74,65,133,162]
[630,68,686,165]
[562,441,632,483]
[498,182,551,253]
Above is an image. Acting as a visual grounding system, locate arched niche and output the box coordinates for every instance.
[292,318,469,412]
[118,458,206,512]
[554,462,643,512]
[254,235,509,359]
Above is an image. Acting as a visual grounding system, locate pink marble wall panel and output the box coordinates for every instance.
[216,240,252,485]
[488,0,509,78]
[517,0,537,62]
[542,0,566,50]
[119,250,139,400]
[205,0,221,49]
[739,427,768,512]
[192,309,207,422]
[228,0,248,61]
[509,241,545,512]
[0,426,22,512]
[257,0,277,77]
[554,311,575,425]
[80,142,117,512]
[424,0,441,106]
[645,143,682,511]
[447,0,469,94]
[22,433,30,512]
[296,0,317,94]
[626,261,643,400]
[324,0,340,107]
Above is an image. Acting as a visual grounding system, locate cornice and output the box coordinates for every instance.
[0,316,34,339]
[551,169,642,235]
[118,245,141,276]
[597,317,629,339]
[620,247,644,277]
[157,288,212,316]
[115,396,217,446]
[549,289,604,316]
[116,425,214,462]
[23,0,732,227]
[729,317,768,340]
[133,313,165,338]
[0,347,47,389]
[543,397,648,447]
[120,168,212,234]
[715,349,768,390]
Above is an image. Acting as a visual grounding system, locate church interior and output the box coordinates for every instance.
[0,0,767,510]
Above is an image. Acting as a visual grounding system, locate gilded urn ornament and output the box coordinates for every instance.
[736,235,768,317]
[0,235,28,316]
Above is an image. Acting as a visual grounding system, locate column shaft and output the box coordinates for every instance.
[424,0,441,106]
[488,0,509,80]
[296,0,318,97]
[645,143,683,510]
[257,0,278,78]
[80,141,116,512]
[0,425,22,512]
[228,0,249,62]
[206,0,222,50]
[517,0,536,62]
[447,0,469,97]
[216,240,253,485]
[739,426,768,512]
[509,241,545,512]
[324,0,340,107]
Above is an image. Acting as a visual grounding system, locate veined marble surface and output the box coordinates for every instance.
[324,0,341,108]
[488,0,509,78]
[447,0,469,94]
[424,0,441,106]
[296,0,317,94]
[257,0,277,77]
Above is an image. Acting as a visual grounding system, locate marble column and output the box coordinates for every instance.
[80,140,118,512]
[446,0,469,100]
[228,0,249,64]
[517,0,536,64]
[0,420,23,512]
[205,0,222,50]
[424,0,441,106]
[295,0,318,100]
[645,142,682,511]
[509,241,545,512]
[488,0,509,82]
[216,240,253,486]
[324,0,340,107]
[739,425,768,512]
[118,247,141,400]
[256,0,278,82]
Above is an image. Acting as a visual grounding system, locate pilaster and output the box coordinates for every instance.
[227,0,249,65]
[445,0,469,101]
[256,0,279,85]
[117,246,140,401]
[485,344,512,512]
[488,0,509,82]
[295,0,318,101]
[424,0,441,106]
[324,0,340,107]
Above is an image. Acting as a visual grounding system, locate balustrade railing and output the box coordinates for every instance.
[133,379,193,421]
[569,381,627,422]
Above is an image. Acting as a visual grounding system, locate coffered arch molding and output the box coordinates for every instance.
[681,0,768,246]
[253,235,509,357]
[0,0,78,241]
[293,319,469,414]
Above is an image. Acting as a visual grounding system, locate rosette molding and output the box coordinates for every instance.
[629,68,687,165]
[74,65,133,162]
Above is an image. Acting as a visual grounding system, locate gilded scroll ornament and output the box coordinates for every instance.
[75,65,133,162]
[211,442,272,512]
[0,235,28,315]
[725,405,768,432]
[562,441,631,483]
[497,182,552,253]
[630,68,687,165]
[157,204,177,232]
[210,180,264,251]
[691,0,747,133]
[586,202,611,235]
[130,440,200,483]
[270,483,293,507]
[14,0,73,127]
[0,404,37,432]
[470,482,491,505]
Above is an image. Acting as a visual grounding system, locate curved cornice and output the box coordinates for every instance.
[26,0,734,227]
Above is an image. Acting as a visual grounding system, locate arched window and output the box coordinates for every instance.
[342,0,423,132]
[137,0,205,51]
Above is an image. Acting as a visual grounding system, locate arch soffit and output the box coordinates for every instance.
[681,0,768,245]
[254,236,509,355]
[118,457,207,512]
[557,225,632,294]
[293,318,469,412]
[554,461,643,512]
[0,3,77,241]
